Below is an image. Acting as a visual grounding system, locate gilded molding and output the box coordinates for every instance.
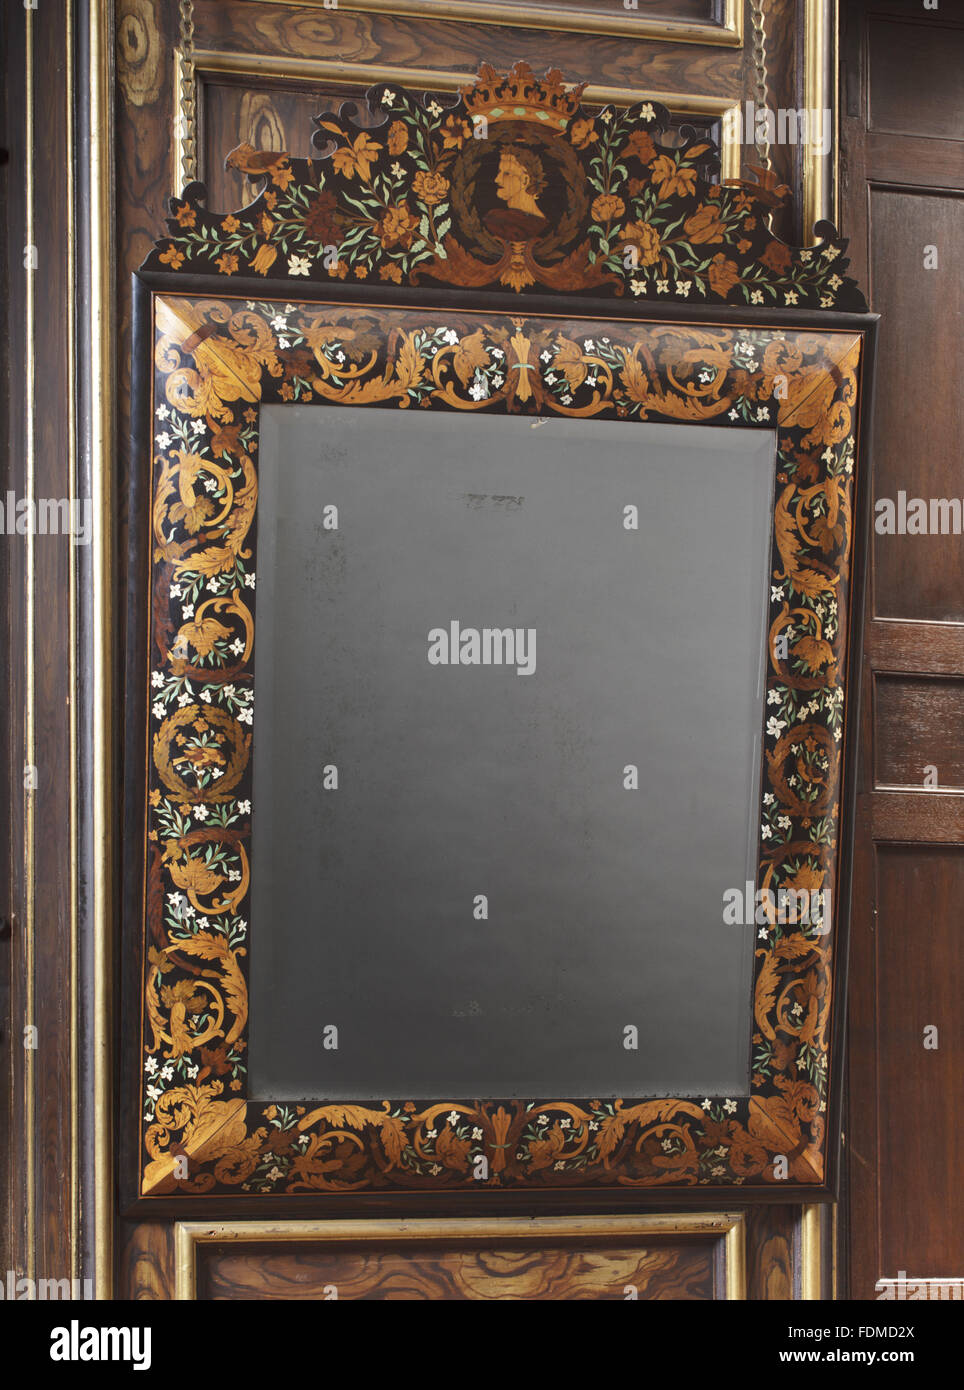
[90,0,116,1300]
[253,0,744,46]
[174,1213,747,1299]
[802,0,836,243]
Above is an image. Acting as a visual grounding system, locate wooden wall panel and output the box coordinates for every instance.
[874,848,964,1281]
[194,1,742,92]
[2,0,79,1295]
[840,0,964,1302]
[120,1221,176,1300]
[744,1205,795,1301]
[869,189,963,623]
[446,0,718,22]
[197,1236,718,1300]
[874,676,964,791]
[867,16,964,141]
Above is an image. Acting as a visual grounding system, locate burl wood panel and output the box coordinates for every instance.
[869,188,963,622]
[874,676,964,791]
[460,0,716,18]
[194,0,742,95]
[200,73,720,215]
[201,79,381,210]
[197,1237,718,1299]
[115,0,179,545]
[874,848,964,1284]
[744,1206,795,1301]
[120,1222,176,1300]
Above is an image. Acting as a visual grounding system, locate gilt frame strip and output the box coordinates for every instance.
[173,1213,748,1299]
[254,0,744,47]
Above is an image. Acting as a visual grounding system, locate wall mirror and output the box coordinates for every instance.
[124,63,875,1208]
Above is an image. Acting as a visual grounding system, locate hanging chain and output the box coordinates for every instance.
[178,0,197,188]
[750,0,771,170]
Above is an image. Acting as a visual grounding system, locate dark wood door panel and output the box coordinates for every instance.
[841,0,964,1301]
[867,792,964,844]
[874,675,964,791]
[864,136,964,189]
[874,847,964,1283]
[869,188,963,623]
[866,622,964,674]
[848,844,964,1298]
[867,16,964,141]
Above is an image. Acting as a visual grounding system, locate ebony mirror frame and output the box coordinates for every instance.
[121,65,877,1214]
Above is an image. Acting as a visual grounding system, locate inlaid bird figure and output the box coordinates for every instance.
[224,142,290,182]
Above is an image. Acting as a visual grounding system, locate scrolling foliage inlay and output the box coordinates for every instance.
[140,291,862,1196]
[142,62,866,312]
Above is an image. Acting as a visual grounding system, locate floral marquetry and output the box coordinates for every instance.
[134,291,867,1197]
[141,61,867,311]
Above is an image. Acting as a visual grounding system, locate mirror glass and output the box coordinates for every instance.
[249,406,776,1100]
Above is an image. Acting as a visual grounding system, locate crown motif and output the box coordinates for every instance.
[460,61,587,131]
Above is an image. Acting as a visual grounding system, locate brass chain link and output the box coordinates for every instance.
[178,0,197,188]
[750,0,771,170]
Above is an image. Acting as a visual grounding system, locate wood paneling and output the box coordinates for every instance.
[868,17,964,141]
[1,0,78,1293]
[863,135,964,190]
[450,0,717,20]
[744,1205,795,1301]
[840,0,964,1302]
[120,1222,176,1300]
[874,848,963,1283]
[866,621,964,675]
[194,0,743,93]
[869,189,963,623]
[875,676,964,791]
[198,1236,718,1300]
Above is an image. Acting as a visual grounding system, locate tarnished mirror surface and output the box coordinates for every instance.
[250,407,775,1099]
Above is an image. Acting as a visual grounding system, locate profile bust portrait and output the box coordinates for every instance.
[483,146,551,243]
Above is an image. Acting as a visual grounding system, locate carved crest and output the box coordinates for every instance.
[143,61,867,312]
